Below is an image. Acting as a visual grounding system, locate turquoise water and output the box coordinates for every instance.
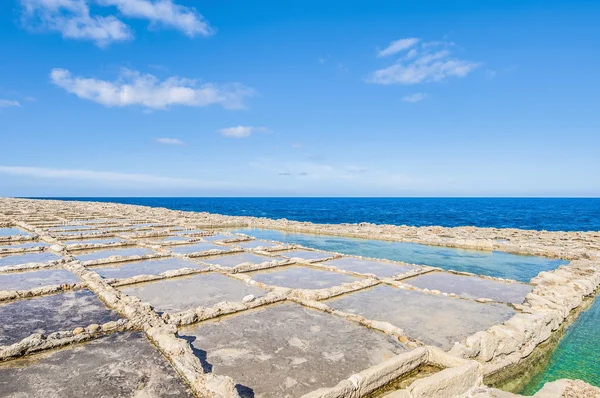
[232,228,568,283]
[521,295,600,394]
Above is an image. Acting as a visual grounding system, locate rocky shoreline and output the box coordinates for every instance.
[0,197,598,397]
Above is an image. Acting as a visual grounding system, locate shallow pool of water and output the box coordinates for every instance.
[520,295,600,394]
[232,229,567,282]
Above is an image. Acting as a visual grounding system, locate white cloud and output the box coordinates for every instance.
[155,137,184,145]
[0,100,22,108]
[369,38,480,85]
[50,68,256,110]
[19,0,212,45]
[402,93,427,103]
[377,38,419,57]
[98,0,212,37]
[0,165,235,189]
[19,0,132,46]
[218,125,267,138]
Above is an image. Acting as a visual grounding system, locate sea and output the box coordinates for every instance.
[41,197,600,232]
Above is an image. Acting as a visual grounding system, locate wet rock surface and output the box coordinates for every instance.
[179,302,408,397]
[326,284,516,350]
[119,272,267,314]
[0,289,120,346]
[0,332,194,398]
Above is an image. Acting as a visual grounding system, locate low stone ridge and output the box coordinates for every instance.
[0,197,597,398]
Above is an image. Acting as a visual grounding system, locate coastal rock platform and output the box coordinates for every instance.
[0,197,598,398]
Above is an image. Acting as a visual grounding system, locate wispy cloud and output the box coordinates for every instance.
[402,93,427,103]
[0,165,236,189]
[0,99,22,108]
[98,0,213,37]
[377,38,419,57]
[155,137,184,145]
[369,39,480,85]
[19,0,133,46]
[50,68,256,110]
[218,125,267,138]
[18,0,212,46]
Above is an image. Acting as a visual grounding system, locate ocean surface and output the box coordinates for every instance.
[39,197,600,231]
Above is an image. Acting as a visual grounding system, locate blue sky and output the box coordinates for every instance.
[1,0,599,197]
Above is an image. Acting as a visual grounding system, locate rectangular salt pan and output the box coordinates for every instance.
[403,272,533,304]
[170,243,229,255]
[201,253,283,268]
[62,237,124,245]
[326,284,516,350]
[0,289,120,346]
[232,228,568,282]
[119,273,266,314]
[91,257,205,279]
[178,302,407,397]
[0,241,50,250]
[0,227,31,237]
[0,252,62,268]
[274,249,333,261]
[0,332,194,398]
[202,234,234,242]
[0,268,80,291]
[249,264,360,289]
[74,247,154,262]
[234,240,280,249]
[322,257,419,278]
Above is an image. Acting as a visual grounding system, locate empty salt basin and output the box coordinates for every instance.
[322,257,420,278]
[248,264,361,289]
[0,332,193,398]
[0,289,120,346]
[0,252,62,269]
[0,227,31,237]
[170,242,231,255]
[234,240,281,249]
[73,247,154,262]
[273,249,334,262]
[233,229,568,282]
[326,284,516,350]
[403,272,533,304]
[0,268,80,291]
[0,241,50,250]
[200,252,284,268]
[119,273,266,314]
[178,302,408,398]
[91,257,205,279]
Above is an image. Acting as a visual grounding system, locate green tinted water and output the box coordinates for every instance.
[520,294,600,394]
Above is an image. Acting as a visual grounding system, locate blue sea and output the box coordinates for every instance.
[40,197,600,232]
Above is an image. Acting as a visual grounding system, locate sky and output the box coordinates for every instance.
[1,0,599,197]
